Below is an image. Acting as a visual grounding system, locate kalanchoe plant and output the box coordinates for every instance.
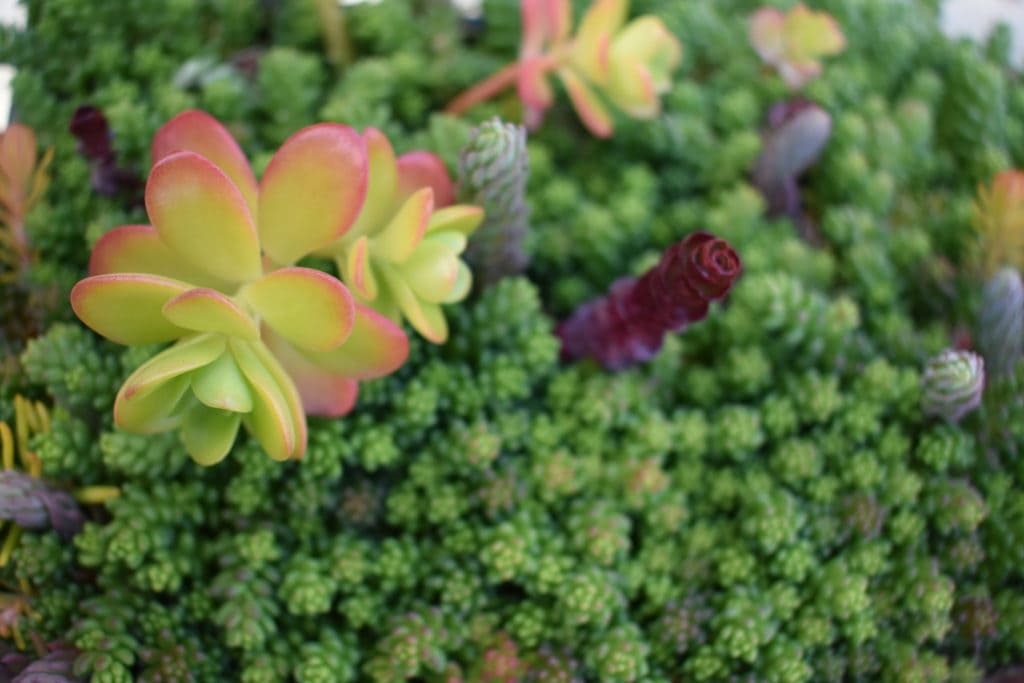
[921,349,985,423]
[749,3,846,90]
[0,123,51,279]
[752,99,832,221]
[71,110,410,464]
[557,231,741,369]
[973,169,1024,278]
[458,117,531,288]
[314,128,484,344]
[68,106,141,199]
[446,0,683,138]
[978,267,1024,379]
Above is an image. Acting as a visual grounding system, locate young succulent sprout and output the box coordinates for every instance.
[558,231,741,369]
[71,110,409,465]
[314,128,484,344]
[973,170,1024,278]
[749,4,846,90]
[448,0,683,138]
[0,123,52,277]
[978,267,1024,378]
[753,99,833,218]
[921,350,985,423]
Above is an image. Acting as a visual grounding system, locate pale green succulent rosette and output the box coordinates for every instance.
[318,128,485,344]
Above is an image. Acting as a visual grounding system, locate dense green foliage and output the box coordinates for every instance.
[2,0,1024,680]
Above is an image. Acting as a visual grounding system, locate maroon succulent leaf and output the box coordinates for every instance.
[68,106,142,199]
[557,231,742,369]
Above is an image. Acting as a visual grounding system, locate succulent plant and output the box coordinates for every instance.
[978,267,1024,378]
[71,110,410,464]
[0,123,51,278]
[749,4,846,90]
[753,99,832,219]
[459,118,531,288]
[921,350,985,423]
[973,170,1024,278]
[557,231,742,369]
[315,128,484,344]
[68,105,141,199]
[447,0,683,138]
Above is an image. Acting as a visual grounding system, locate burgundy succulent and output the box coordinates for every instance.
[557,231,741,369]
[68,105,141,198]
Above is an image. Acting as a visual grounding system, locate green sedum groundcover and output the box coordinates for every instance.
[2,0,1024,681]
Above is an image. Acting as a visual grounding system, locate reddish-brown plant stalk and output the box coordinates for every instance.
[557,231,742,369]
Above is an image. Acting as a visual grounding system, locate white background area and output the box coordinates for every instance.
[1,0,1023,129]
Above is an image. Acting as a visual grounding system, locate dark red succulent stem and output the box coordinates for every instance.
[556,231,742,370]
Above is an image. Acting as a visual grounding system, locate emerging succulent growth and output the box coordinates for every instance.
[315,128,484,344]
[71,111,410,464]
[753,99,832,219]
[978,267,1024,378]
[557,231,741,369]
[973,170,1024,278]
[749,4,846,90]
[447,0,683,138]
[459,118,531,287]
[68,105,141,199]
[0,123,52,278]
[921,350,985,423]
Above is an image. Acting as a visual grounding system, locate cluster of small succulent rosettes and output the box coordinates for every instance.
[557,231,741,369]
[921,350,985,423]
[749,3,846,90]
[71,110,484,464]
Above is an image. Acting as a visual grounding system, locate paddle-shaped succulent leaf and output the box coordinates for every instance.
[317,128,484,344]
[447,0,682,138]
[753,99,832,218]
[72,110,410,464]
[749,4,846,90]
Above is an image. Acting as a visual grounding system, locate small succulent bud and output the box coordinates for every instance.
[0,471,84,540]
[459,118,530,288]
[921,350,985,423]
[977,267,1024,378]
[753,100,832,218]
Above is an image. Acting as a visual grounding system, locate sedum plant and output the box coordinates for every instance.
[71,110,410,465]
[315,128,484,344]
[749,3,846,90]
[446,0,683,138]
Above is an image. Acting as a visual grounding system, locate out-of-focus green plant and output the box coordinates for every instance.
[446,0,683,137]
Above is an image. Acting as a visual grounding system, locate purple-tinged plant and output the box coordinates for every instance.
[72,111,409,464]
[753,99,832,219]
[977,267,1024,378]
[557,231,741,369]
[315,128,484,344]
[921,350,985,423]
[68,106,141,199]
[749,4,846,90]
[446,0,683,138]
